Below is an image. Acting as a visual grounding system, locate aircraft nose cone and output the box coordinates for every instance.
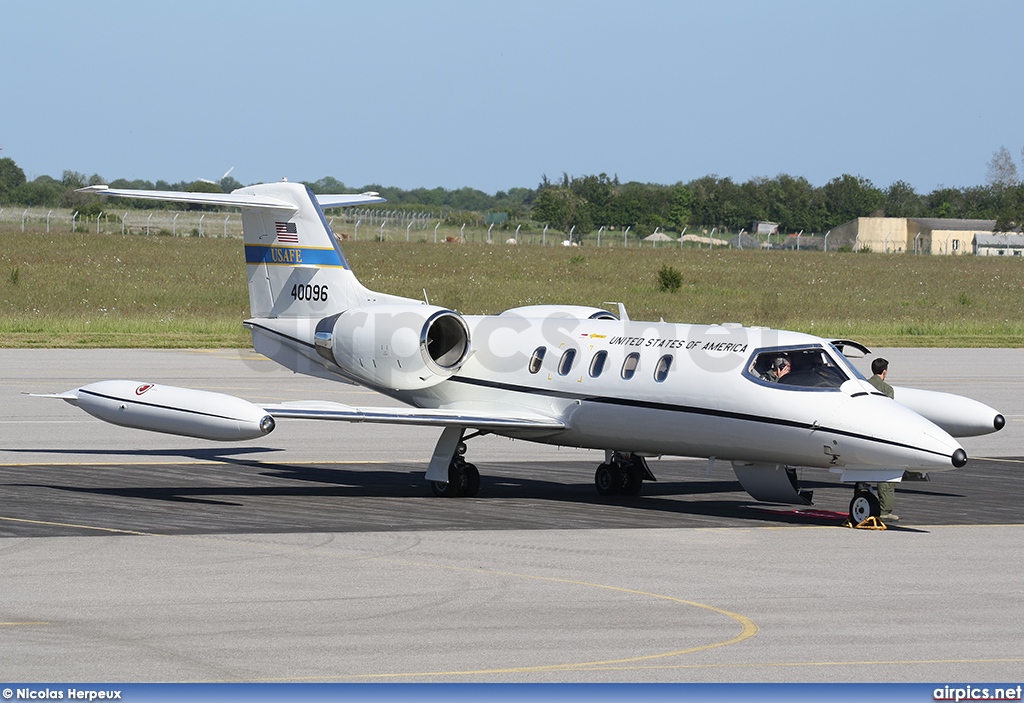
[994,414,1006,431]
[951,448,968,468]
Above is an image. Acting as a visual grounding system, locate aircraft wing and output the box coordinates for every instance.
[262,400,566,431]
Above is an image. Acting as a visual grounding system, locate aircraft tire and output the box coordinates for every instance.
[595,463,620,496]
[849,490,881,523]
[621,464,644,496]
[461,462,481,498]
[431,459,479,498]
[431,479,457,497]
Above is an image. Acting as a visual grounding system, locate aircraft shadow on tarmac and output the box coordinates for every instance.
[4,448,1017,534]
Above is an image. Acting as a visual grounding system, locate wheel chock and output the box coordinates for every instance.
[842,516,888,530]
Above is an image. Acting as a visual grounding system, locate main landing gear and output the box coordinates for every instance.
[594,452,656,497]
[430,441,481,498]
[425,429,656,500]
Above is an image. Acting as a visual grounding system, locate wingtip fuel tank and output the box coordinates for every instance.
[57,380,275,442]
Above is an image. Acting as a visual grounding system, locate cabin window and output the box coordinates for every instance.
[528,347,546,374]
[654,354,673,382]
[589,350,608,378]
[621,352,640,380]
[557,348,577,376]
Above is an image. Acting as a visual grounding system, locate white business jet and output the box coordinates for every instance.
[46,181,1003,522]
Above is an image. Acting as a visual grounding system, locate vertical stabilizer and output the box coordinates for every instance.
[238,182,370,319]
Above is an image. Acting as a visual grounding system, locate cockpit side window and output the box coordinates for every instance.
[746,345,851,390]
[828,343,868,381]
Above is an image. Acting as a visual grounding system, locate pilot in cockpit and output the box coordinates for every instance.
[763,355,791,383]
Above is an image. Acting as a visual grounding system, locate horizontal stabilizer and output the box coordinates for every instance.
[76,185,299,210]
[263,400,565,431]
[76,186,386,210]
[316,193,386,208]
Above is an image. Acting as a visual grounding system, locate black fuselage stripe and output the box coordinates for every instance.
[447,375,952,460]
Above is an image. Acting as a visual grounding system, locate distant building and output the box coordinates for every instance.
[829,217,1013,255]
[974,233,1024,257]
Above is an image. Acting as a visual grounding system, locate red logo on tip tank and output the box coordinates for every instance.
[135,384,154,395]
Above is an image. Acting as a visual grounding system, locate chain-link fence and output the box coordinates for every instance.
[0,206,245,237]
[1,205,844,249]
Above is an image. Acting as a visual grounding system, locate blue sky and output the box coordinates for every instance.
[2,0,1022,195]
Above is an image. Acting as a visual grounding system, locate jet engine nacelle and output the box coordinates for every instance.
[315,304,472,391]
[58,380,276,441]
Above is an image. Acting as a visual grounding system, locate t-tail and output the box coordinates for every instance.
[233,182,418,318]
[77,182,471,388]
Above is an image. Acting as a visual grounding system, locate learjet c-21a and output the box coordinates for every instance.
[41,181,1005,522]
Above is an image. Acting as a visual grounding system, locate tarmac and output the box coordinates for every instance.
[1,348,1021,682]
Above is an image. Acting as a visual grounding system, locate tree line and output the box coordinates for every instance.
[2,150,1021,237]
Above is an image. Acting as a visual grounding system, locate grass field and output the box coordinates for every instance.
[2,228,1023,348]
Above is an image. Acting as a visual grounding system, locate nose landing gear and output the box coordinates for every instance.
[849,490,881,524]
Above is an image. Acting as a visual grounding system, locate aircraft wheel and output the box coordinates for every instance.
[460,462,481,498]
[595,463,620,496]
[849,490,881,523]
[431,459,480,498]
[621,464,644,496]
[431,479,458,497]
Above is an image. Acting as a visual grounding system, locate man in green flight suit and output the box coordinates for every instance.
[868,357,898,520]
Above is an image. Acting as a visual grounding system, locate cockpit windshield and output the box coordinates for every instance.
[828,343,868,382]
[746,344,854,390]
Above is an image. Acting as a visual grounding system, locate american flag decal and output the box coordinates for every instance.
[275,221,299,243]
